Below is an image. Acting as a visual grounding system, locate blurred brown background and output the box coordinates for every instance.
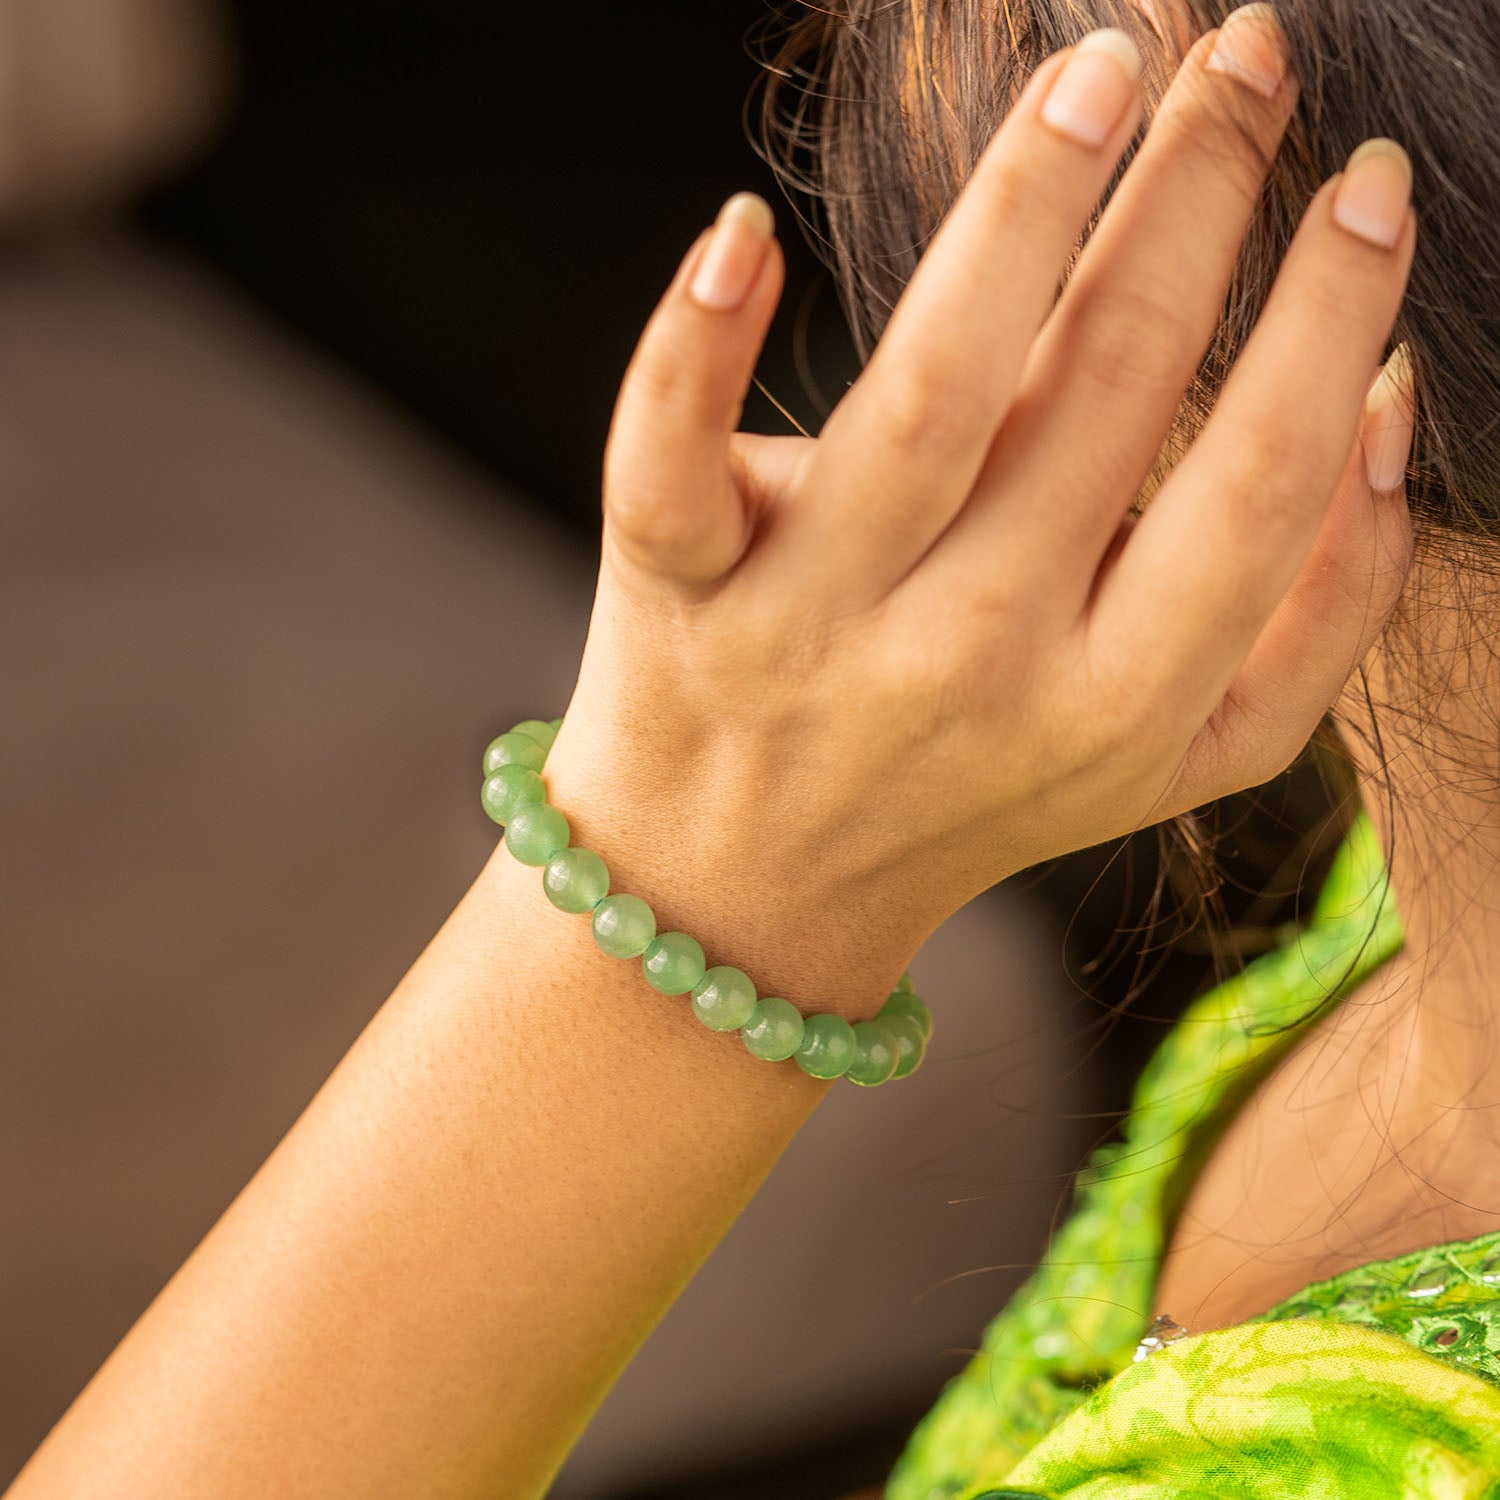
[0,3,1335,1495]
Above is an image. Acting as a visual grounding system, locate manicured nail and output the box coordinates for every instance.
[1361,342,1415,492]
[1039,29,1143,148]
[688,193,775,311]
[1333,139,1412,250]
[1205,4,1289,98]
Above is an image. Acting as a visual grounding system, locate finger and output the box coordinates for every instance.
[1165,346,1416,807]
[935,5,1299,591]
[1087,140,1417,728]
[784,30,1148,596]
[604,193,785,588]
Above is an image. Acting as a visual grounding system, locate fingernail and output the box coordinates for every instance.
[1205,4,1289,98]
[1039,29,1143,148]
[1361,342,1415,492]
[688,192,775,311]
[1333,139,1413,250]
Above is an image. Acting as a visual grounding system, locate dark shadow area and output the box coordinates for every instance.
[144,0,860,533]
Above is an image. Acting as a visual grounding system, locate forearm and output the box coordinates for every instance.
[7,757,910,1500]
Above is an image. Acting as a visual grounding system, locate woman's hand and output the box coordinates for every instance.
[543,11,1417,1009]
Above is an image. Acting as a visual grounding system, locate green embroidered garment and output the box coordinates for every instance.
[887,810,1500,1500]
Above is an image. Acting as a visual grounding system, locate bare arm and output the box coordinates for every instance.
[7,753,906,1500]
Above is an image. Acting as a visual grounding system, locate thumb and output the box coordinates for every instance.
[603,193,785,587]
[1359,340,1416,493]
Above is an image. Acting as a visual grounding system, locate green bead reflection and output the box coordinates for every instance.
[795,1014,857,1079]
[481,764,547,825]
[881,1013,927,1080]
[543,847,609,913]
[642,932,707,995]
[879,989,933,1042]
[509,719,558,754]
[591,894,657,959]
[483,731,547,776]
[504,803,570,866]
[690,966,758,1031]
[846,1021,899,1087]
[742,998,805,1062]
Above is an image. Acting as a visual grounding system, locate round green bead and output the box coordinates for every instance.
[642,932,707,995]
[591,894,657,959]
[894,970,916,995]
[543,847,610,913]
[795,1014,857,1080]
[690,966,758,1032]
[742,997,805,1062]
[480,764,547,825]
[879,989,933,1041]
[508,718,558,753]
[503,803,571,866]
[483,731,546,775]
[548,716,563,732]
[846,1020,899,1087]
[881,1013,927,1080]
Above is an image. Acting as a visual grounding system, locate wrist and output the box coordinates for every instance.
[510,741,925,1026]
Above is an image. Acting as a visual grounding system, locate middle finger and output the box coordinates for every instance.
[931,3,1299,593]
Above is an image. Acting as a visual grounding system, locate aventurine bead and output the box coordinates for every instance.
[690,966,758,1031]
[894,971,916,995]
[549,717,563,732]
[880,989,933,1041]
[483,731,546,775]
[742,997,805,1061]
[795,1014,856,1080]
[503,803,571,866]
[642,932,707,995]
[509,718,558,754]
[481,764,547,825]
[592,894,657,959]
[543,847,610,913]
[846,1020,899,1087]
[881,1013,927,1080]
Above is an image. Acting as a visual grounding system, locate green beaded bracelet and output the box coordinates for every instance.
[480,717,932,1086]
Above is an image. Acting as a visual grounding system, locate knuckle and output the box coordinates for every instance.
[982,151,1082,234]
[1071,281,1191,396]
[1157,74,1281,205]
[626,343,713,423]
[1215,437,1321,536]
[872,359,990,456]
[1073,663,1152,765]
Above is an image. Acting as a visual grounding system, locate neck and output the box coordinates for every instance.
[1154,556,1500,1329]
[1344,557,1500,1112]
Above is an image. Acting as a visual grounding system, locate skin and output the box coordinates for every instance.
[1154,584,1500,1329]
[6,12,1419,1500]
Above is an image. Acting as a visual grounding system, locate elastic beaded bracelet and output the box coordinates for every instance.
[479,717,932,1086]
